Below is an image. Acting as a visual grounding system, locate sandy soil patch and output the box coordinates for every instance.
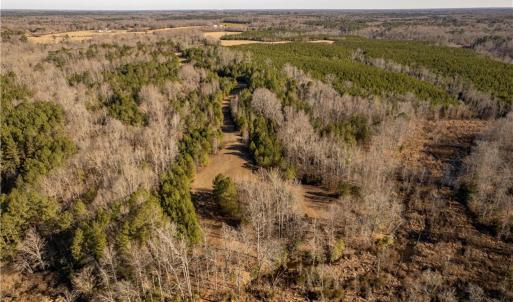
[203,31,242,40]
[219,40,290,46]
[308,40,335,44]
[191,98,256,192]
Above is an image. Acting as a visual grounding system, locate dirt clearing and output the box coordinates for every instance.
[191,85,338,245]
[219,40,291,46]
[191,97,256,192]
[27,26,203,44]
[27,28,336,46]
[392,119,513,299]
[203,31,242,40]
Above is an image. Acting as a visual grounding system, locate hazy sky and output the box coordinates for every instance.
[2,0,512,10]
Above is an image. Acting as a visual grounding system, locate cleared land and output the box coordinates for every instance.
[191,96,255,192]
[27,26,203,43]
[393,119,513,299]
[202,31,242,40]
[191,85,337,243]
[28,28,337,46]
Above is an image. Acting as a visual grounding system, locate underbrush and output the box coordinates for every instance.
[460,113,513,239]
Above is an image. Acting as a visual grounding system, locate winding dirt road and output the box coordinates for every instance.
[191,89,255,193]
[190,85,337,242]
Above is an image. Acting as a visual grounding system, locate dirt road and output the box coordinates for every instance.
[191,85,337,241]
[191,93,255,192]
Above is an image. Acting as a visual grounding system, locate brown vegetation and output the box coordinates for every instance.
[461,113,513,239]
[2,9,512,302]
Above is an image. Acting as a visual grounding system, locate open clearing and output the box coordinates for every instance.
[202,31,242,40]
[28,28,336,46]
[191,96,255,192]
[392,119,513,298]
[27,26,203,43]
[191,85,337,244]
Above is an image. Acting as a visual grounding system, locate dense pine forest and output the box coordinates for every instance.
[1,9,512,302]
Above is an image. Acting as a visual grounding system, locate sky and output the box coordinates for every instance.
[2,0,512,10]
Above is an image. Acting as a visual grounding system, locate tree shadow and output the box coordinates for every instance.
[191,190,240,227]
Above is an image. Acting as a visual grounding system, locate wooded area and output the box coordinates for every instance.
[1,9,512,302]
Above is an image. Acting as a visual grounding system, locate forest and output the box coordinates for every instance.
[235,38,513,108]
[1,8,512,302]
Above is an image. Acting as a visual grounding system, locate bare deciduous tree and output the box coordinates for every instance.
[14,228,47,273]
[461,112,513,238]
[251,88,284,125]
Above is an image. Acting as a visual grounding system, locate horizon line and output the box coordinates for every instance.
[2,7,512,11]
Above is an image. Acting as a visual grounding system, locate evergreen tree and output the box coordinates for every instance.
[213,174,240,220]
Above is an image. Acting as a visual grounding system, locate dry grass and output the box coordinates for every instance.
[307,40,335,44]
[26,27,336,47]
[202,31,242,40]
[0,263,64,302]
[27,26,204,44]
[392,117,513,300]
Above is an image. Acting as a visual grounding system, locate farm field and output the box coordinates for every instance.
[27,26,205,43]
[27,28,337,46]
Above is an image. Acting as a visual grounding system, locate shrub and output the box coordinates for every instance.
[336,181,361,198]
[375,235,395,249]
[329,239,345,262]
[71,228,84,261]
[456,181,477,205]
[213,174,241,220]
[461,114,513,239]
[322,284,345,301]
